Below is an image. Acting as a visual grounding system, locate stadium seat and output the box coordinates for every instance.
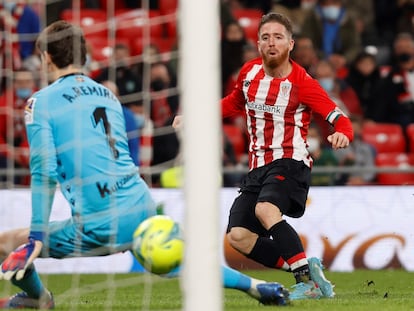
[406,123,414,153]
[86,37,129,62]
[362,123,406,154]
[375,152,414,185]
[60,9,108,37]
[159,0,178,15]
[236,16,261,42]
[232,8,263,20]
[115,10,164,41]
[223,124,247,161]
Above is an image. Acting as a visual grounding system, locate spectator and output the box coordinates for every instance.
[334,115,376,185]
[396,0,414,36]
[128,102,154,168]
[312,59,361,141]
[301,0,361,73]
[0,1,41,62]
[149,62,180,183]
[373,0,400,49]
[346,0,377,46]
[100,80,140,166]
[376,32,414,129]
[291,34,320,73]
[312,59,362,117]
[307,123,339,186]
[0,70,36,185]
[221,21,248,96]
[345,51,383,121]
[270,0,314,34]
[96,43,142,99]
[149,61,179,128]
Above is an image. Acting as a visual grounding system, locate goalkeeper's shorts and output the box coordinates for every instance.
[39,187,156,259]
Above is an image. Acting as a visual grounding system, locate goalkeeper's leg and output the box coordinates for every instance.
[222,265,289,306]
[0,228,29,263]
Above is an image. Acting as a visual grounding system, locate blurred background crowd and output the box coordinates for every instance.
[1,0,414,188]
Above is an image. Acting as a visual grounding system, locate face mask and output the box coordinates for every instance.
[134,114,145,129]
[4,2,16,12]
[307,137,320,153]
[15,88,32,99]
[150,79,167,91]
[321,5,341,21]
[396,53,412,63]
[318,77,335,93]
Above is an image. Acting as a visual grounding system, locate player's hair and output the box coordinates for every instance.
[36,20,87,68]
[258,12,293,38]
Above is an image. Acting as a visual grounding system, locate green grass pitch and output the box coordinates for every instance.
[1,270,414,310]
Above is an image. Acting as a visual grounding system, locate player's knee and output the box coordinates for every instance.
[226,227,257,255]
[255,202,283,229]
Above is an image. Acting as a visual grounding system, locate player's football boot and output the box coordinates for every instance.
[289,280,323,300]
[256,282,290,306]
[0,291,55,309]
[308,257,335,298]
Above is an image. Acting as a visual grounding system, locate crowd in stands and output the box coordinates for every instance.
[1,0,414,188]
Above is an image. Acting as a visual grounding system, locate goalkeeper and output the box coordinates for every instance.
[0,21,289,309]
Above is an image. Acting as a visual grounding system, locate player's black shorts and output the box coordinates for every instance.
[226,158,311,235]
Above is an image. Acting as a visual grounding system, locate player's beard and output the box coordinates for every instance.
[263,47,290,70]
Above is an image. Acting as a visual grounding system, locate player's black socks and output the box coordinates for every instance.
[268,220,311,283]
[246,236,282,268]
[268,220,305,261]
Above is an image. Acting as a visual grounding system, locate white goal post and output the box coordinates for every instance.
[179,0,223,310]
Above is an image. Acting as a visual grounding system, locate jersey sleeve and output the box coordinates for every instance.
[221,67,247,118]
[299,75,354,141]
[24,95,58,242]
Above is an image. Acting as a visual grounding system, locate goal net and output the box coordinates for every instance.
[0,0,222,310]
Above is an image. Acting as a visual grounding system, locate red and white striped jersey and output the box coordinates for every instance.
[222,58,352,170]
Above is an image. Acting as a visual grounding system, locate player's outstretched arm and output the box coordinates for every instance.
[0,239,43,281]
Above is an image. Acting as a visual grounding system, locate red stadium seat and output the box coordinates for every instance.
[406,123,414,153]
[223,124,247,161]
[115,10,164,41]
[86,37,129,62]
[375,152,414,185]
[159,0,178,15]
[362,123,406,154]
[236,16,261,42]
[60,9,108,37]
[232,8,263,20]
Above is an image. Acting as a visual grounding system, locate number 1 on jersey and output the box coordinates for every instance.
[92,107,120,159]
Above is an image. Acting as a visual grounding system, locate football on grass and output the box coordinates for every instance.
[132,215,184,275]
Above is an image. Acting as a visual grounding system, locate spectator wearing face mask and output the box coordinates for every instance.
[221,21,248,96]
[0,69,36,185]
[301,0,361,74]
[311,59,361,140]
[375,32,414,129]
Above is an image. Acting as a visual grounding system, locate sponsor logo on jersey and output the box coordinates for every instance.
[24,97,36,124]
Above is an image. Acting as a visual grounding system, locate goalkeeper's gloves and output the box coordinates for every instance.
[0,238,43,281]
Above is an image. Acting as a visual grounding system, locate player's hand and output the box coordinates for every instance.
[0,238,43,281]
[172,115,182,130]
[327,132,350,149]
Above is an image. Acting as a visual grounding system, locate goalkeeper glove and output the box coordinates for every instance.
[0,238,42,281]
